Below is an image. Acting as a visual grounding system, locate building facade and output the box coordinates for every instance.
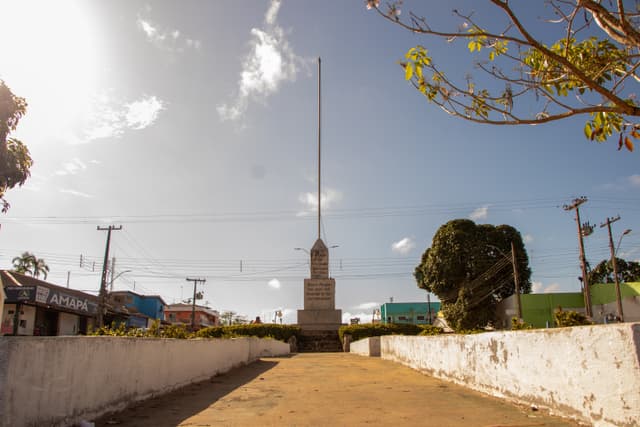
[1,271,98,336]
[380,301,441,325]
[164,303,220,330]
[496,282,640,328]
[109,291,166,328]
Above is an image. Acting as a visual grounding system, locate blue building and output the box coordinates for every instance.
[380,302,441,325]
[109,291,167,328]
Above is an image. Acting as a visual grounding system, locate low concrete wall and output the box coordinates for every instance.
[381,323,640,427]
[0,336,289,427]
[350,337,380,357]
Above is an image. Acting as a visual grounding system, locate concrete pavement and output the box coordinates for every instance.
[94,353,579,427]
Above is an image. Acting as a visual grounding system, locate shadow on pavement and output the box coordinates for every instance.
[93,358,284,426]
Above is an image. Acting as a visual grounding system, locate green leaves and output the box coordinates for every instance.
[415,219,531,330]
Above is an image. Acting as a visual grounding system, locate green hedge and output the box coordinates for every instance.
[338,323,443,343]
[196,324,301,342]
[90,322,301,343]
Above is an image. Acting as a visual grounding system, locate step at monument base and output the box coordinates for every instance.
[297,329,343,353]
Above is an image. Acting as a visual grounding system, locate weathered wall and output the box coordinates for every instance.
[349,337,381,357]
[381,323,640,427]
[0,336,289,427]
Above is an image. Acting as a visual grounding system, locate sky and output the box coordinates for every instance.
[0,0,638,324]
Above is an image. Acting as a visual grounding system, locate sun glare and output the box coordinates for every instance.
[0,0,101,144]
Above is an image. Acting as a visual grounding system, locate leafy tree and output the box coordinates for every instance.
[0,80,32,212]
[588,257,640,284]
[11,252,50,279]
[414,219,531,330]
[367,0,640,151]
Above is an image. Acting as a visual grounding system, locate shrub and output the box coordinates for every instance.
[89,322,300,343]
[196,324,301,342]
[338,323,436,343]
[554,307,592,327]
[511,317,533,330]
[418,325,444,336]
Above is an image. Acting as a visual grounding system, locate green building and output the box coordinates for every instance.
[380,302,441,325]
[496,282,640,328]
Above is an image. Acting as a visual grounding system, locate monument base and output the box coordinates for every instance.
[297,309,342,331]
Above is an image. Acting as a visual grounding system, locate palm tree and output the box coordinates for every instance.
[32,257,50,279]
[11,252,49,279]
[12,251,35,275]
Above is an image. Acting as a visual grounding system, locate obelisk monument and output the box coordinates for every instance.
[297,57,342,331]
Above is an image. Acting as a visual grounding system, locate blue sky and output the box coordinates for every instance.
[0,0,638,323]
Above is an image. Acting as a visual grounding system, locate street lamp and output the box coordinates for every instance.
[110,269,132,292]
[294,247,309,255]
[616,229,632,255]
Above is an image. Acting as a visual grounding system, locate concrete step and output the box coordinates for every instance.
[298,330,343,353]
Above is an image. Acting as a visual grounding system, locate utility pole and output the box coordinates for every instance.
[511,241,522,320]
[600,215,624,322]
[97,225,122,327]
[563,197,593,318]
[109,257,116,292]
[186,277,206,331]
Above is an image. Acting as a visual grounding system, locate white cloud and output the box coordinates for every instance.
[391,237,415,255]
[84,94,165,142]
[353,302,380,310]
[218,0,305,121]
[125,96,164,129]
[597,174,640,191]
[267,278,281,289]
[59,188,94,199]
[531,281,561,293]
[297,188,343,216]
[469,205,489,221]
[55,158,87,176]
[265,0,281,25]
[523,234,534,244]
[136,17,201,52]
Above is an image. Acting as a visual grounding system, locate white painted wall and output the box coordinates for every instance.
[1,304,36,335]
[350,337,380,357]
[381,323,640,427]
[0,336,289,427]
[57,312,79,335]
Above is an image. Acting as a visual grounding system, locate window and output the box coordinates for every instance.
[417,316,425,321]
[398,316,408,321]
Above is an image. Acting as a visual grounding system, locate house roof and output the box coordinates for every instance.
[1,270,98,302]
[110,290,167,307]
[165,303,219,315]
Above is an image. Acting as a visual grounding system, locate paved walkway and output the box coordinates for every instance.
[95,353,578,427]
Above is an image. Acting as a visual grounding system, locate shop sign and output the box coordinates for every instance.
[37,286,98,315]
[4,285,97,315]
[4,286,35,302]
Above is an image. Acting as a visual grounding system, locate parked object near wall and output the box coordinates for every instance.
[380,323,640,427]
[0,336,289,427]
